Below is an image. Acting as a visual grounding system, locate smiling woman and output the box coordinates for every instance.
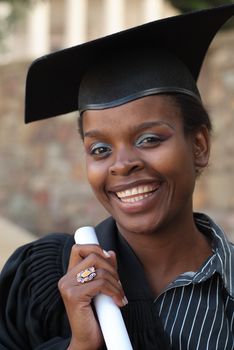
[0,4,234,350]
[82,95,205,238]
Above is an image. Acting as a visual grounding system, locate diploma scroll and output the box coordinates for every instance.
[74,226,133,350]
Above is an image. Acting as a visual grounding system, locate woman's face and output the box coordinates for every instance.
[83,95,208,236]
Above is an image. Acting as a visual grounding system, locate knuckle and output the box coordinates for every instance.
[58,277,66,292]
[58,279,76,302]
[64,288,76,302]
[71,244,80,255]
[88,252,99,264]
[96,278,108,289]
[96,268,105,278]
[73,243,79,251]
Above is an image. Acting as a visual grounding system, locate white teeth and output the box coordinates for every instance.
[116,184,158,201]
[125,189,132,196]
[120,192,152,203]
[132,188,138,195]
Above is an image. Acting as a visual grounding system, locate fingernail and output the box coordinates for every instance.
[103,249,111,258]
[122,296,128,306]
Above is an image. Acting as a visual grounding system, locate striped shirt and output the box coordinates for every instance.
[154,213,234,350]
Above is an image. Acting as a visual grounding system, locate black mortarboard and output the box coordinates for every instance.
[25,4,234,123]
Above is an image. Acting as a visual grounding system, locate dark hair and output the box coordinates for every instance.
[168,93,212,135]
[78,112,84,139]
[77,93,212,139]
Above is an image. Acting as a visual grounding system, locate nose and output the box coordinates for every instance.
[109,147,144,176]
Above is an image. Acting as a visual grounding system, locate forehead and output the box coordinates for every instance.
[82,94,182,133]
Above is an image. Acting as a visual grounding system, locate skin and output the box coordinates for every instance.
[59,245,126,350]
[59,94,212,350]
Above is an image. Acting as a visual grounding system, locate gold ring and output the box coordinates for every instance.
[76,267,97,284]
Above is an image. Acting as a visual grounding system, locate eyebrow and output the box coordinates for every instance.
[131,120,176,132]
[84,120,175,138]
[84,129,107,138]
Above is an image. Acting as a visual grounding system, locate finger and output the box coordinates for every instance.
[67,254,119,288]
[76,273,128,308]
[106,250,118,270]
[68,244,108,271]
[95,268,123,294]
[59,266,127,308]
[75,252,120,281]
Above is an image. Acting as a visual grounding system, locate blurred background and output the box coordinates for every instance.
[0,0,234,269]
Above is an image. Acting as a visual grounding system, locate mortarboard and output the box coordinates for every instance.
[25,4,234,123]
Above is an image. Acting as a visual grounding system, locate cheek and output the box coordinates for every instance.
[86,159,107,195]
[148,139,195,180]
[163,144,196,195]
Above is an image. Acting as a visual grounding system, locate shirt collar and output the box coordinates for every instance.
[194,212,234,298]
[95,214,234,299]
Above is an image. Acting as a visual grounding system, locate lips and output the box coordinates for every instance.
[115,183,160,203]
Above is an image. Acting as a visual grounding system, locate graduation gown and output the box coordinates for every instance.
[0,217,170,350]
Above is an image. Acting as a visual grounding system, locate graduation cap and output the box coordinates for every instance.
[25,4,234,123]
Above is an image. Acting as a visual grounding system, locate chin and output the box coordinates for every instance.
[114,205,189,237]
[116,214,165,237]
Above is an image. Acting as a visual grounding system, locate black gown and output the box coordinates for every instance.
[0,217,170,349]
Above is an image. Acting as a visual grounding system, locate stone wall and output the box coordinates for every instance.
[0,61,107,235]
[0,29,234,239]
[195,30,234,240]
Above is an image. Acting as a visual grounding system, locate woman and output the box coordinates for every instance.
[0,5,234,350]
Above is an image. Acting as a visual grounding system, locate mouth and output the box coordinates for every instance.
[115,183,160,203]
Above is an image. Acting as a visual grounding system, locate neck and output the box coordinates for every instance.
[117,211,212,295]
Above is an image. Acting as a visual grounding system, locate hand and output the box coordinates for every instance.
[58,244,127,350]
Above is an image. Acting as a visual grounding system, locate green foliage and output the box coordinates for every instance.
[0,0,33,26]
[169,0,234,12]
[0,0,36,49]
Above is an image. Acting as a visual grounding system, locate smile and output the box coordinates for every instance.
[116,184,159,203]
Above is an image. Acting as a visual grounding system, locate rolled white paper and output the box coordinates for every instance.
[74,226,133,350]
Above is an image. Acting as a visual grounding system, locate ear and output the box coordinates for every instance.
[192,125,210,170]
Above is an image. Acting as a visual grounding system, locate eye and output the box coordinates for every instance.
[90,142,112,158]
[135,133,163,147]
